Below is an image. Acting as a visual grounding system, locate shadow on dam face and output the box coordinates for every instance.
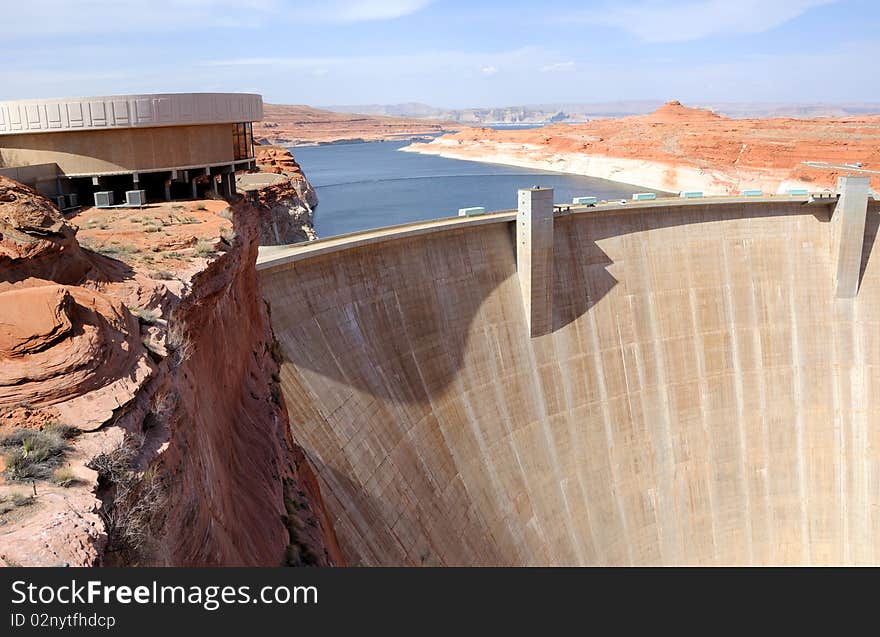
[261,200,880,565]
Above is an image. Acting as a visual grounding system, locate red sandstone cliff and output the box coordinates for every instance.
[403,100,880,194]
[0,176,339,566]
[247,146,319,245]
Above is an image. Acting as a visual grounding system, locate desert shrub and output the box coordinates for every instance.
[143,391,175,433]
[193,240,215,258]
[93,243,138,259]
[194,203,208,211]
[52,468,79,488]
[149,270,175,281]
[0,425,75,482]
[165,317,193,368]
[88,436,166,562]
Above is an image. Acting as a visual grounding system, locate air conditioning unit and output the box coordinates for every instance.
[125,190,147,207]
[51,195,66,210]
[94,191,114,208]
[66,193,78,208]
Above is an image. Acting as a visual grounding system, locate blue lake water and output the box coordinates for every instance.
[288,140,664,238]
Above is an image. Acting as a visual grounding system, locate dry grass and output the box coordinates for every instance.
[52,467,80,488]
[193,240,216,258]
[0,491,34,516]
[166,316,193,368]
[1,424,77,482]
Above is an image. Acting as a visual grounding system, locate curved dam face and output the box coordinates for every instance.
[260,195,880,565]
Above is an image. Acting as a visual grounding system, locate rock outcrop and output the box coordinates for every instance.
[403,101,880,194]
[1,177,95,284]
[0,177,339,566]
[247,146,319,245]
[0,284,153,431]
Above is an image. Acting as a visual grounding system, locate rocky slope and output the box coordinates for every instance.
[0,176,338,566]
[402,101,880,194]
[255,104,461,146]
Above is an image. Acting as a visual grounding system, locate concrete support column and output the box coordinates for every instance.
[191,179,198,199]
[517,187,554,337]
[164,176,172,201]
[832,175,871,298]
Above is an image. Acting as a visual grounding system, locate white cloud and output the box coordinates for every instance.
[325,0,434,22]
[2,0,433,35]
[540,61,575,73]
[573,0,837,43]
[481,66,499,76]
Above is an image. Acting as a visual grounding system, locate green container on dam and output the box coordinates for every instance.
[787,188,809,196]
[632,193,657,201]
[741,189,763,197]
[458,206,486,217]
[680,191,703,198]
[572,196,598,205]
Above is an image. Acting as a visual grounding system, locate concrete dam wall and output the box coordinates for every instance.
[259,191,880,565]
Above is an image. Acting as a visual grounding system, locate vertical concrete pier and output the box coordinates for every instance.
[517,187,554,336]
[832,175,871,298]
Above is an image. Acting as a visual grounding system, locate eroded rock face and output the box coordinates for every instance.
[0,174,338,567]
[139,195,339,565]
[0,285,153,430]
[0,286,74,358]
[0,176,94,284]
[256,145,305,175]
[0,179,155,567]
[249,149,319,245]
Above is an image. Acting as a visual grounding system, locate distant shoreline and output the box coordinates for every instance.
[399,138,687,193]
[281,133,446,148]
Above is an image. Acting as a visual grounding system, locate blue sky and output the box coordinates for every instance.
[3,0,878,107]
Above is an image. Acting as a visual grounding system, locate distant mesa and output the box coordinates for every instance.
[645,99,722,122]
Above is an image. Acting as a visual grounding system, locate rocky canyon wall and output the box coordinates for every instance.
[0,176,338,566]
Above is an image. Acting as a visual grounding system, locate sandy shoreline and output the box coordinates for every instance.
[401,137,822,195]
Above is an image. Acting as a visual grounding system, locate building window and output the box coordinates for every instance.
[233,122,254,160]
